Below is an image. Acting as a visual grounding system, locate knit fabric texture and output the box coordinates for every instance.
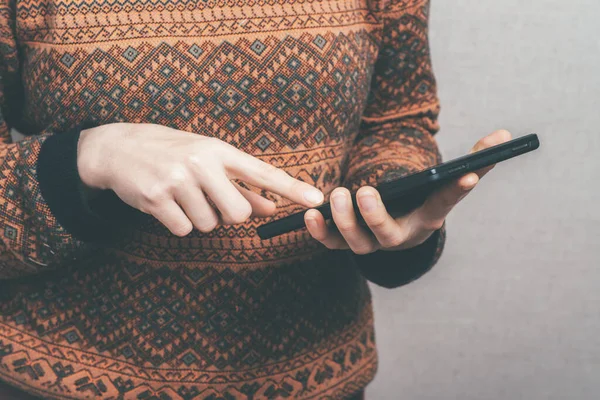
[0,0,446,397]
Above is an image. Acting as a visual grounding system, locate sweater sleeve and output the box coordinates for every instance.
[341,0,446,289]
[0,0,142,279]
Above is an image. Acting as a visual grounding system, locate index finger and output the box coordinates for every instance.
[223,147,324,208]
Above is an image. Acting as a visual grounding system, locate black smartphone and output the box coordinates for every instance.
[256,133,540,240]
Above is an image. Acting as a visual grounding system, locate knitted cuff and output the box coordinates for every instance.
[37,121,145,243]
[350,227,444,289]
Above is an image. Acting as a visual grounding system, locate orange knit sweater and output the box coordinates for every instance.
[0,0,446,397]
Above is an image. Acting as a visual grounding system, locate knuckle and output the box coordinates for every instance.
[423,218,445,232]
[187,149,221,177]
[322,241,340,250]
[289,178,306,194]
[335,221,358,233]
[186,154,205,169]
[224,203,252,224]
[352,243,376,255]
[166,166,189,188]
[313,234,327,243]
[381,233,405,249]
[141,183,168,207]
[258,161,282,180]
[137,205,154,216]
[365,214,387,230]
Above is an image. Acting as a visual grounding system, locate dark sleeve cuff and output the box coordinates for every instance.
[36,121,146,243]
[350,227,445,289]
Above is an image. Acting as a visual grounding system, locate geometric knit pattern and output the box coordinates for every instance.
[0,0,444,397]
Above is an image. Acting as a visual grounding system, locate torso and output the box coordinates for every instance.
[0,0,387,397]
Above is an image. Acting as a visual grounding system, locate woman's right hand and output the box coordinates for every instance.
[76,122,325,237]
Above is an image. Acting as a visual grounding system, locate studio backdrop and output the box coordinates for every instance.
[367,1,599,399]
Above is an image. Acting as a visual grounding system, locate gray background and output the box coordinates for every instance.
[367,0,600,399]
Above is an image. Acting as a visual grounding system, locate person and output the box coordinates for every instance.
[0,0,510,397]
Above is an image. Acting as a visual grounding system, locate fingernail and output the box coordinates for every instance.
[305,217,317,230]
[331,192,348,213]
[304,189,324,205]
[359,193,378,212]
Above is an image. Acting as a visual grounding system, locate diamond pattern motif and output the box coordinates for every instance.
[22,35,371,153]
[188,43,203,58]
[60,53,75,67]
[181,352,197,366]
[4,225,16,239]
[0,0,442,397]
[63,330,80,344]
[122,46,139,61]
[314,129,326,144]
[0,253,372,369]
[256,135,272,151]
[250,39,267,55]
[313,34,328,49]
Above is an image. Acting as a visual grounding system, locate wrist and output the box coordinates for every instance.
[77,125,111,191]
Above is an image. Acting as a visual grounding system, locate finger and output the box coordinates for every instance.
[469,129,513,178]
[329,188,379,255]
[414,172,479,230]
[175,187,220,233]
[152,200,194,237]
[412,130,511,228]
[471,129,513,153]
[304,208,349,250]
[355,186,409,249]
[199,170,253,225]
[223,148,324,208]
[232,181,277,218]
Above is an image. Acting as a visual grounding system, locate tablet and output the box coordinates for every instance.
[256,133,540,240]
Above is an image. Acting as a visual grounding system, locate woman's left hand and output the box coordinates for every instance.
[304,130,512,254]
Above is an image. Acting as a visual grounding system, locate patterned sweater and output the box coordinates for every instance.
[0,0,446,397]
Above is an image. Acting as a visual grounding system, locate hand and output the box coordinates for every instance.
[77,123,324,236]
[304,130,512,254]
